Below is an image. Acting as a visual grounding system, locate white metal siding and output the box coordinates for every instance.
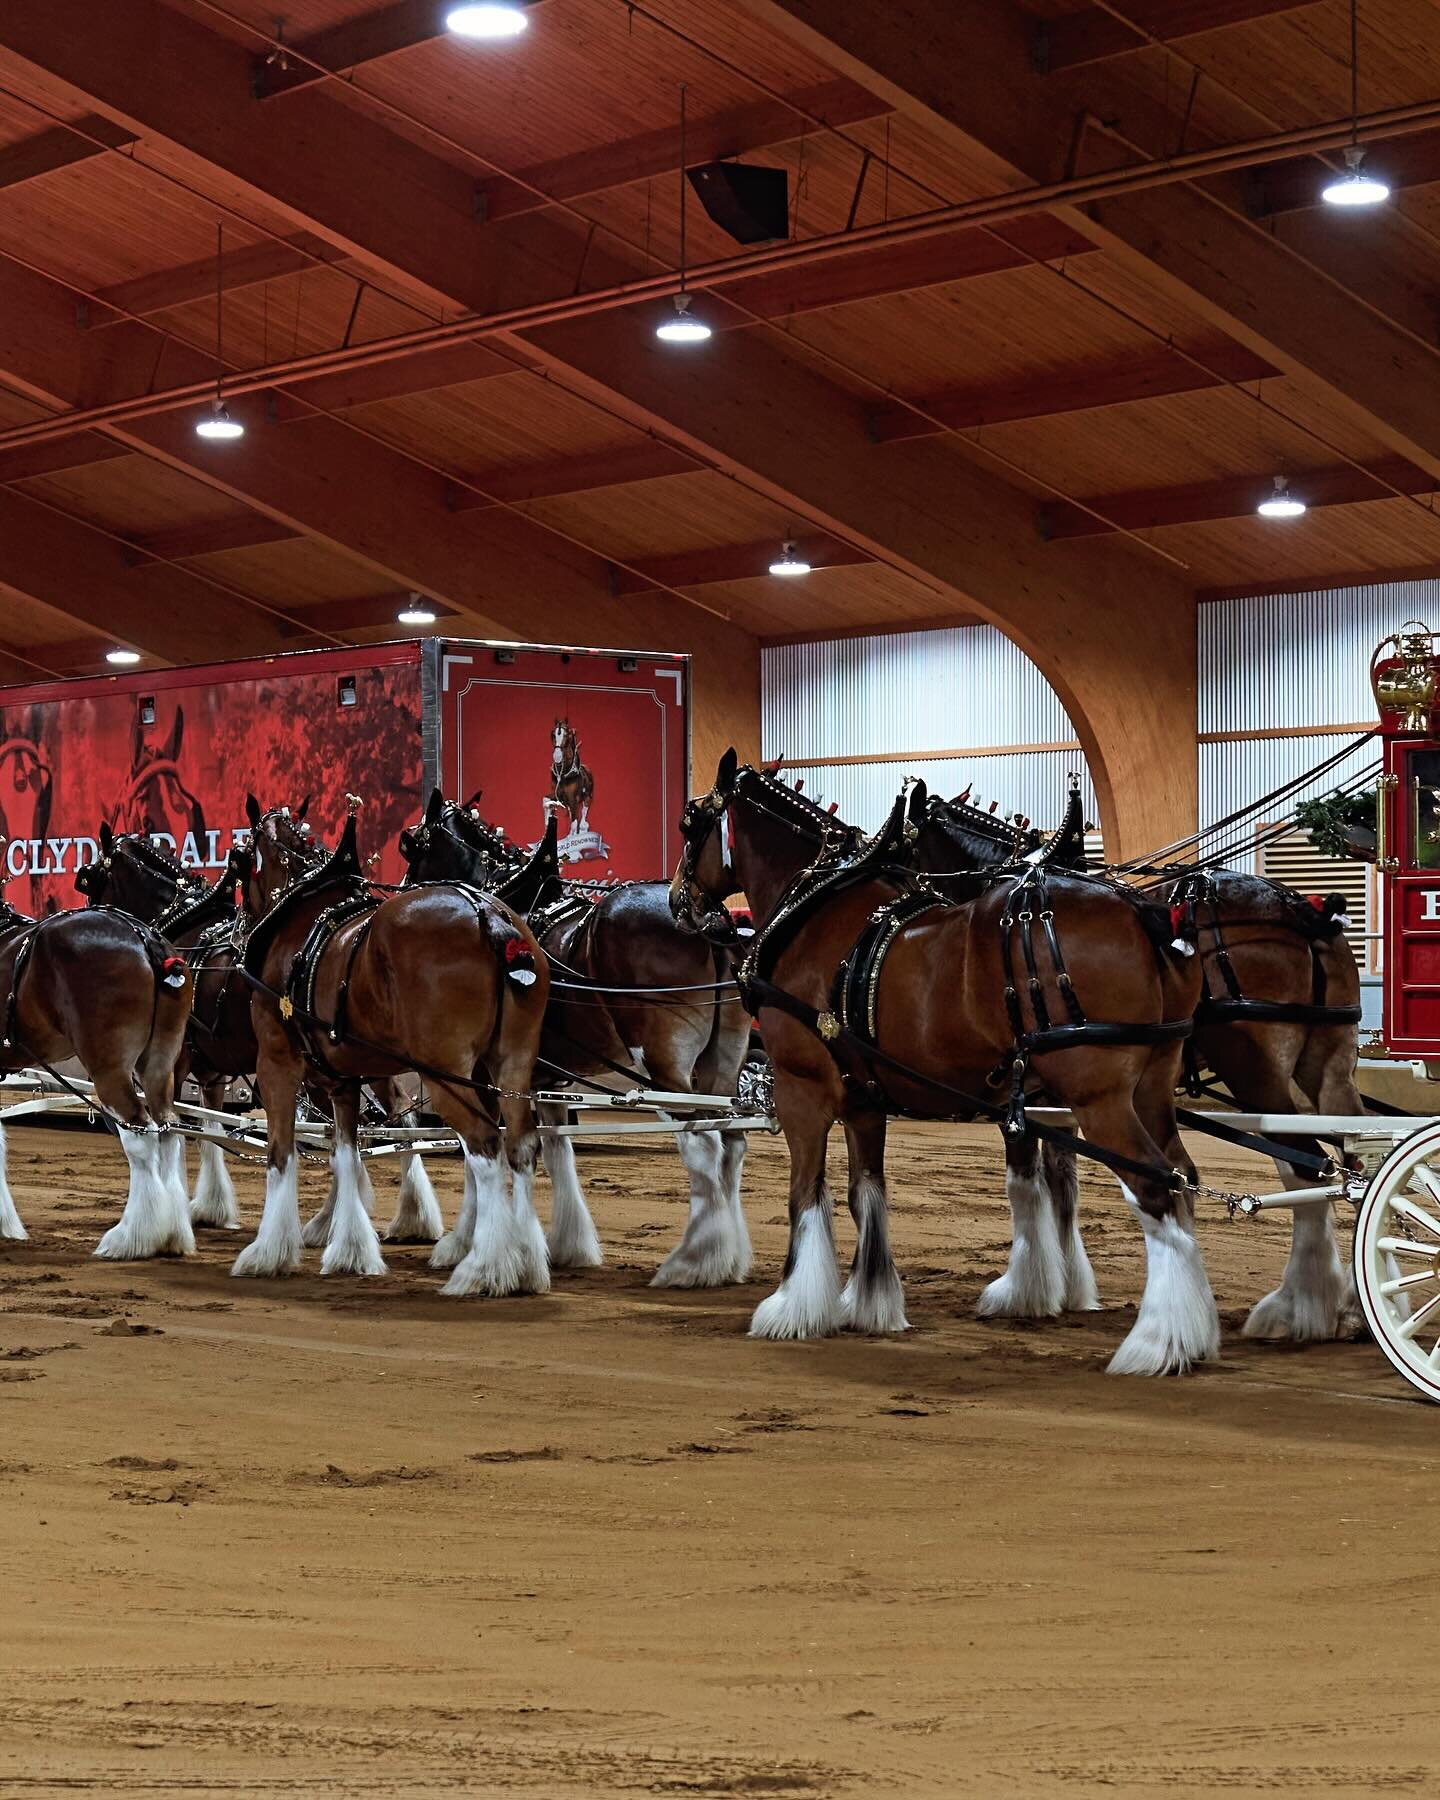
[762,626,1089,832]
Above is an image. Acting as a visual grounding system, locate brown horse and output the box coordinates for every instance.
[234,801,549,1293]
[400,790,752,1285]
[0,846,194,1257]
[77,810,445,1244]
[910,786,1364,1341]
[672,754,1214,1375]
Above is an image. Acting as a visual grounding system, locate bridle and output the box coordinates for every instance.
[402,801,510,878]
[76,829,206,904]
[247,807,323,914]
[671,766,863,945]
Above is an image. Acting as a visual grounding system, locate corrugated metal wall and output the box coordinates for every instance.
[762,629,1093,833]
[762,580,1432,843]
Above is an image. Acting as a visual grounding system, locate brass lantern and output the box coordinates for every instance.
[1372,622,1438,733]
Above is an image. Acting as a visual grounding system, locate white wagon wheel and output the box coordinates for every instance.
[1353,1120,1440,1403]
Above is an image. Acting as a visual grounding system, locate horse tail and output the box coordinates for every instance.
[481,906,542,992]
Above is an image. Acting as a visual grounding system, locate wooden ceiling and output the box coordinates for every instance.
[1,0,1440,680]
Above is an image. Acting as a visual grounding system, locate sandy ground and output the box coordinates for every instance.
[0,1115,1435,1799]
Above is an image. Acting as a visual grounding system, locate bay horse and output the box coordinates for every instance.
[672,753,1215,1375]
[911,781,1364,1341]
[234,800,549,1294]
[399,789,752,1286]
[550,720,594,834]
[0,845,194,1258]
[76,810,444,1244]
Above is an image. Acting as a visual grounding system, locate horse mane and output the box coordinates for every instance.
[242,812,364,976]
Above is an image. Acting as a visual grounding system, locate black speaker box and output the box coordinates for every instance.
[686,161,790,245]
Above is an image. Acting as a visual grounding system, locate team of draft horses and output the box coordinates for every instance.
[0,751,1365,1379]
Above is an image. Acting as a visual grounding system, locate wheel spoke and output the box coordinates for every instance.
[1377,1235,1439,1258]
[1380,1269,1439,1296]
[1392,1192,1440,1241]
[1396,1289,1440,1341]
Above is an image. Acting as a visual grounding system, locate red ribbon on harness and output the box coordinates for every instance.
[162,955,186,976]
[503,936,528,963]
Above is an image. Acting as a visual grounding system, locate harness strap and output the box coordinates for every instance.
[1196,997,1363,1027]
[745,975,1184,1190]
[1173,1106,1340,1177]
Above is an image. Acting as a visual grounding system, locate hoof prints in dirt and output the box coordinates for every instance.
[468,1447,563,1465]
[296,1464,440,1488]
[111,1480,210,1506]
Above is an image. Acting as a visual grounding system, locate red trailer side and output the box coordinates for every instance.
[0,638,689,915]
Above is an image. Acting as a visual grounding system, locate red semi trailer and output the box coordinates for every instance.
[0,637,690,915]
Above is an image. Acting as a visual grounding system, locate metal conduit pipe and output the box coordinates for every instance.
[4,92,1440,455]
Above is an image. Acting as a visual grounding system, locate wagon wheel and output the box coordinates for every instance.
[1353,1122,1440,1403]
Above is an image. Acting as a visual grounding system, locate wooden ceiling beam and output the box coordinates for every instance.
[252,0,484,98]
[0,112,134,191]
[0,244,743,687]
[734,0,1440,490]
[90,233,340,323]
[446,440,699,510]
[1042,455,1435,538]
[1031,1,1319,73]
[133,513,301,560]
[0,434,131,483]
[609,535,872,596]
[0,488,286,662]
[478,76,889,221]
[868,340,1276,443]
[274,594,460,636]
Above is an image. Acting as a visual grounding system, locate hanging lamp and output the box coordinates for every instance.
[657,84,711,344]
[194,224,245,441]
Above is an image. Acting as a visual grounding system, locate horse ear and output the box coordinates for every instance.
[398,828,415,859]
[425,788,445,824]
[463,788,483,810]
[295,794,310,821]
[99,821,113,851]
[717,748,738,794]
[245,794,261,829]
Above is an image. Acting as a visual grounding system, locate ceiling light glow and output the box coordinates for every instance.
[768,540,812,576]
[106,648,142,666]
[1320,149,1390,207]
[398,597,438,625]
[1257,475,1307,519]
[656,293,711,344]
[445,3,528,39]
[195,399,244,441]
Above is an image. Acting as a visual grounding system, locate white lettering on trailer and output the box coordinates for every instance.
[75,836,97,871]
[43,838,72,876]
[6,840,27,878]
[206,829,222,867]
[179,831,202,868]
[1423,891,1440,922]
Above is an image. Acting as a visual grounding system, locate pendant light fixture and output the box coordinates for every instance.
[768,538,812,576]
[106,648,142,665]
[445,3,529,38]
[1257,475,1307,518]
[657,84,712,344]
[397,595,437,625]
[194,224,245,441]
[1320,1,1389,207]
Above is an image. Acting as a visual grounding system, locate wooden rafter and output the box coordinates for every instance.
[1030,1,1319,73]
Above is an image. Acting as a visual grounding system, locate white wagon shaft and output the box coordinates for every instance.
[0,1069,778,1160]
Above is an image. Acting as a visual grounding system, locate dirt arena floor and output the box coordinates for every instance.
[1,1116,1434,1798]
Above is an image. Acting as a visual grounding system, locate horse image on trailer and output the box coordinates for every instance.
[0,638,691,915]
